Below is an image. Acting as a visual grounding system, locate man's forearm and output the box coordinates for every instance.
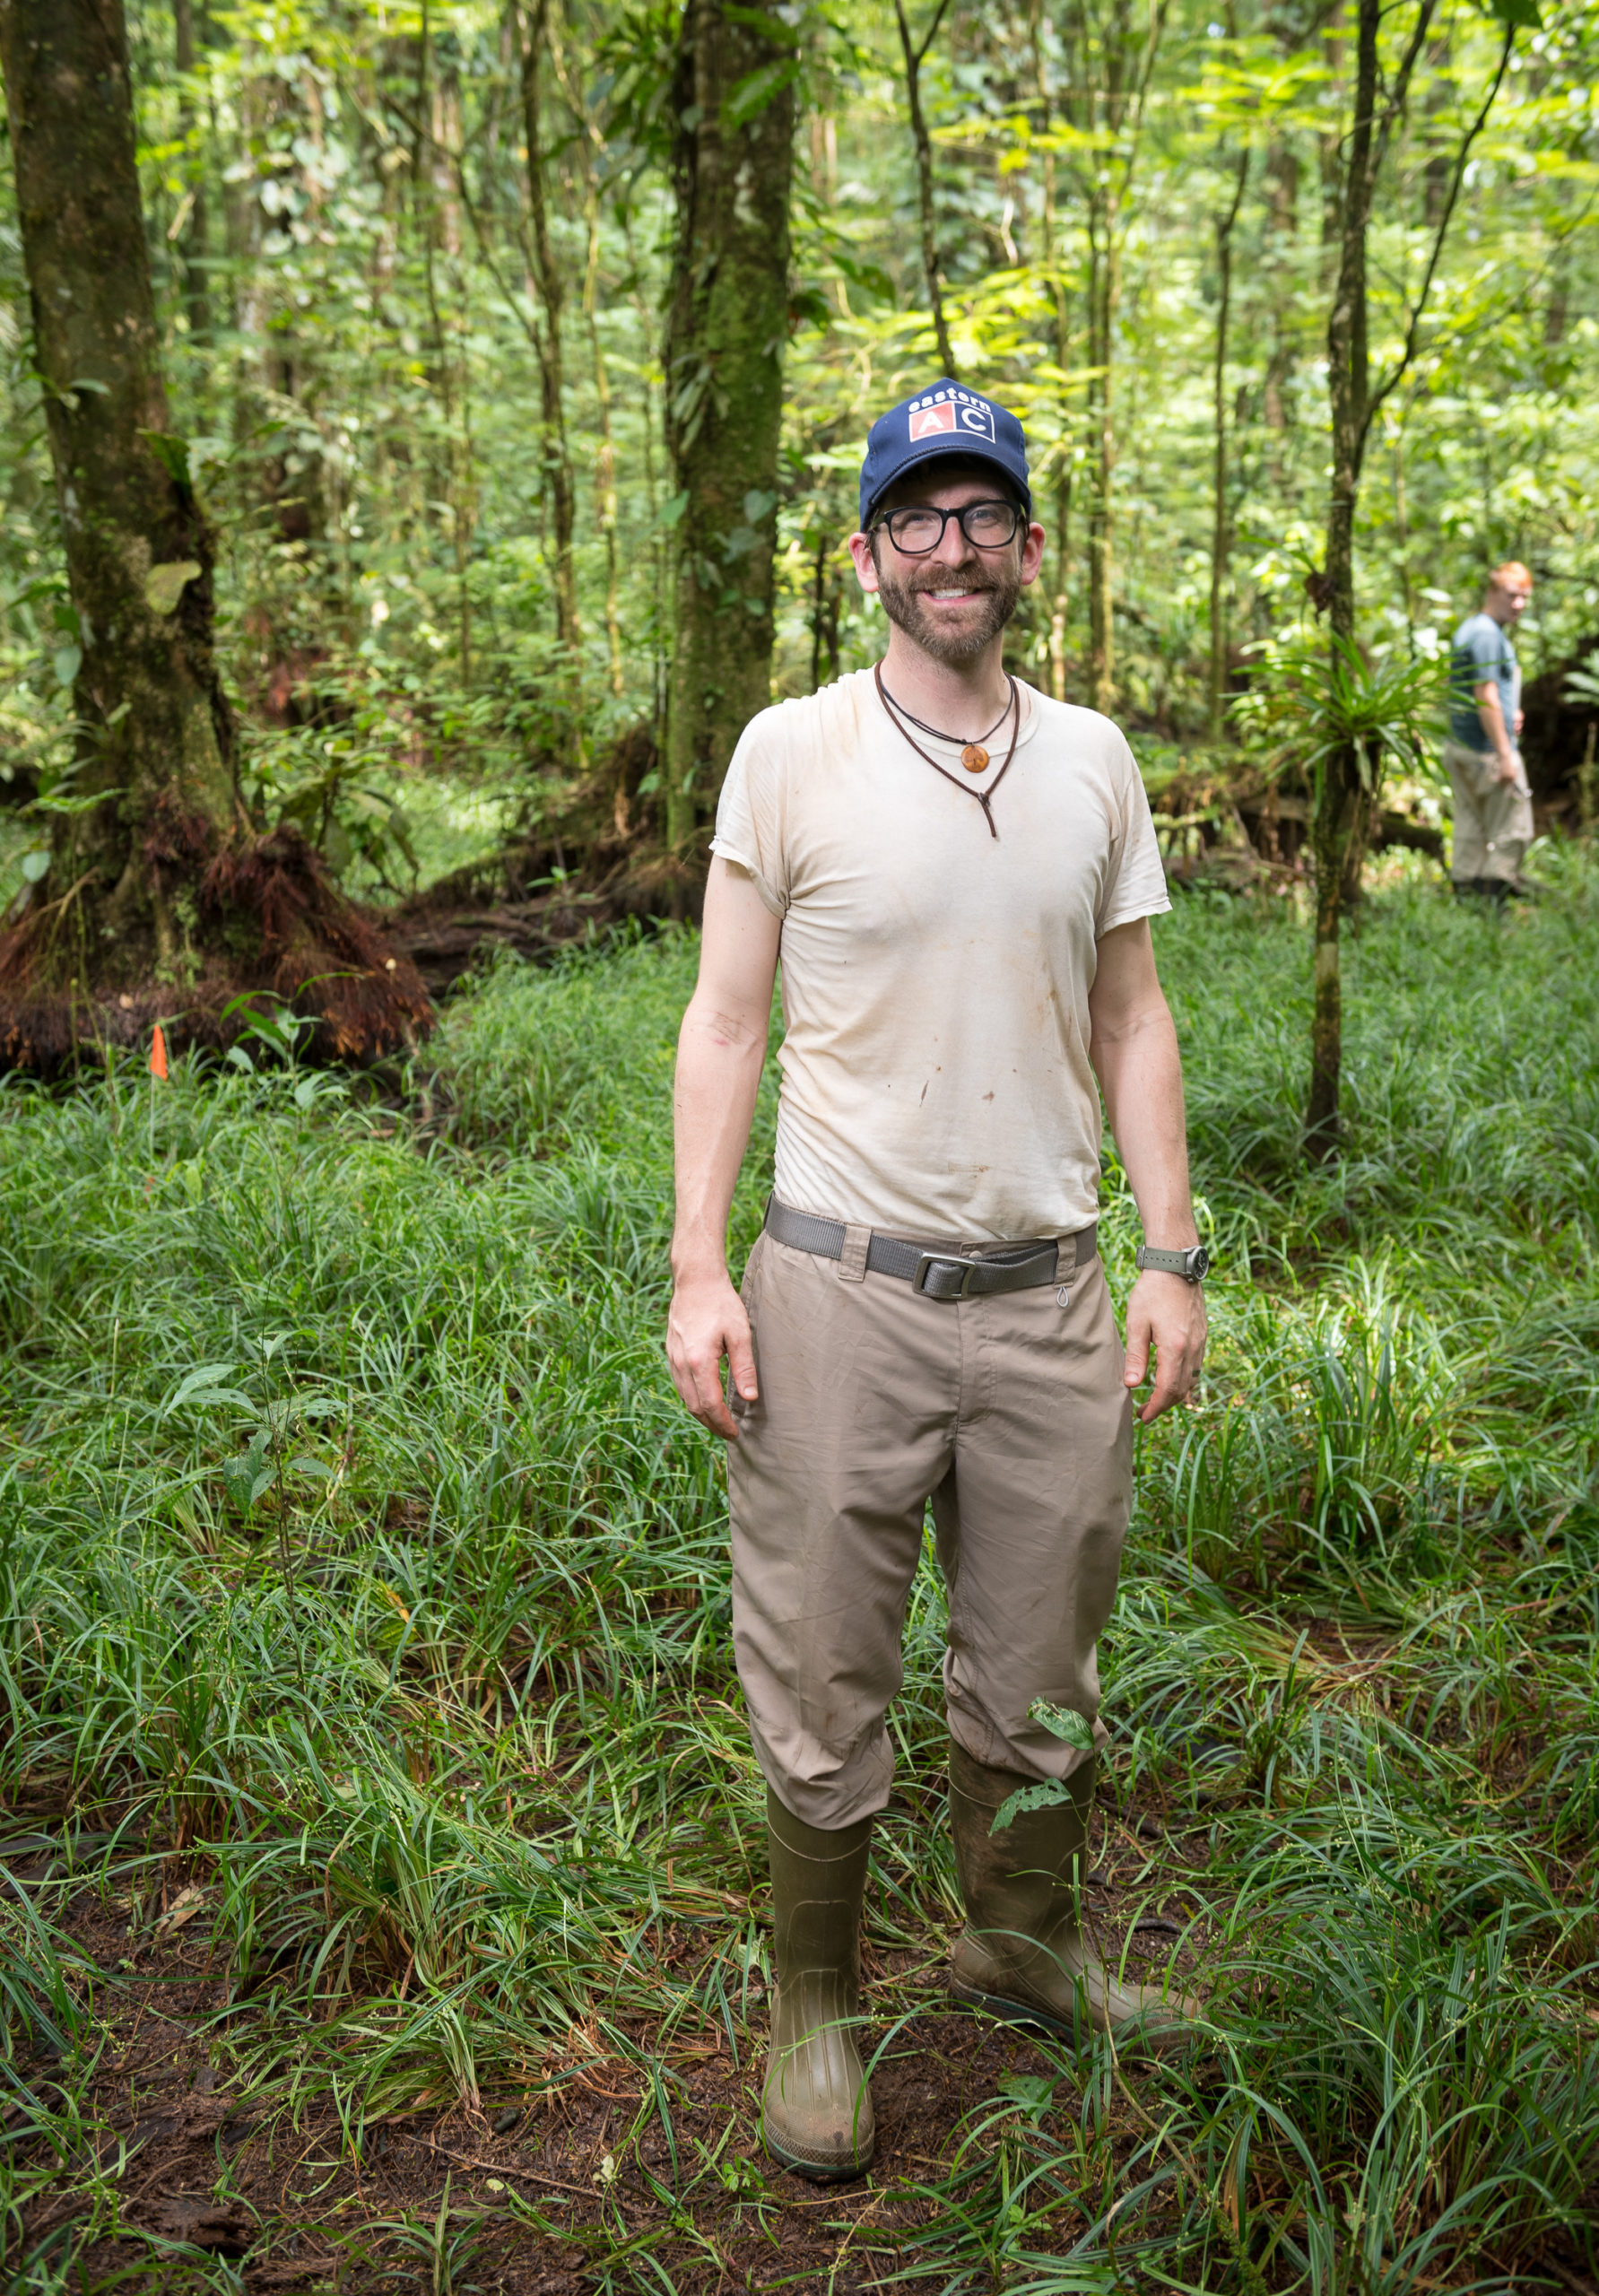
[1093,1007,1197,1245]
[671,1001,768,1280]
[1474,684,1516,776]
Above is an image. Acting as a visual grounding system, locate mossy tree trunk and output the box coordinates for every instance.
[1307,0,1383,1154]
[662,0,796,860]
[1308,0,1508,1155]
[1084,194,1118,718]
[0,0,241,981]
[892,0,958,379]
[0,0,430,1067]
[518,0,579,666]
[1208,144,1248,743]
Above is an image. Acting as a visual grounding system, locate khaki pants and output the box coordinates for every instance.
[1445,739,1534,883]
[728,1225,1133,1831]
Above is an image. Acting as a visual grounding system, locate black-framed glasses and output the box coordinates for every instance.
[873,500,1023,554]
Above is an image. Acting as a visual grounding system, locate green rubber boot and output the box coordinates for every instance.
[948,1743,1202,2058]
[760,1791,875,2181]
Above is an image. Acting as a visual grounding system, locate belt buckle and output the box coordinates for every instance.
[914,1250,978,1300]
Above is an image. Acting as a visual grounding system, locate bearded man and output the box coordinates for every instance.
[666,380,1209,2182]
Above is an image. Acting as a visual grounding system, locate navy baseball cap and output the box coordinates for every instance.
[858,378,1030,528]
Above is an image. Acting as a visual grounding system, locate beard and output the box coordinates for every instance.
[873,555,1023,665]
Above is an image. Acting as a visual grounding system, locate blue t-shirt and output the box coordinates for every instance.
[1448,612,1519,752]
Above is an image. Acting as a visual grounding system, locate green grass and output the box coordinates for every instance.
[1,865,1596,2291]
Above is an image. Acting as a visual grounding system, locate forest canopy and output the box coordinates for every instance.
[1,0,1595,932]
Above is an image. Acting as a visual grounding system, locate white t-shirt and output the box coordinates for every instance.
[711,666,1170,1243]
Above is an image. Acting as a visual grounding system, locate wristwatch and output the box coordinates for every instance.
[1135,1243,1211,1284]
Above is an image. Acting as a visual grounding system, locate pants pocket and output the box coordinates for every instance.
[729,1232,765,1422]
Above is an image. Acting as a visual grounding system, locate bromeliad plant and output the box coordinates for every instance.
[1230,631,1442,822]
[1233,633,1444,1161]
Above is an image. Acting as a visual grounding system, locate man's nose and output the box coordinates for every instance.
[929,515,974,566]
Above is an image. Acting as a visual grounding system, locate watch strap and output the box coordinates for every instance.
[1136,1243,1210,1282]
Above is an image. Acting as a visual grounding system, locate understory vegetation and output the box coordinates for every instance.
[2,858,1597,2291]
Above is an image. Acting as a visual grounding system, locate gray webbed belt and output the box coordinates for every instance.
[763,1197,1097,1300]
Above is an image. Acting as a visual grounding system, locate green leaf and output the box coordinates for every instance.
[161,1363,254,1417]
[168,1361,238,1402]
[51,644,81,687]
[657,491,690,530]
[990,1779,1076,1836]
[139,429,192,486]
[145,561,202,616]
[789,286,833,330]
[1487,0,1538,24]
[1029,1696,1097,1752]
[721,57,796,132]
[20,851,50,884]
[222,1429,273,1513]
[997,2073,1056,2118]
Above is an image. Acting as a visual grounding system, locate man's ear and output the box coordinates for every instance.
[848,530,882,595]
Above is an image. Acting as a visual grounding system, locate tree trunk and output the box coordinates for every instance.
[894,0,958,378]
[1030,0,1072,703]
[517,0,579,665]
[0,0,429,1068]
[1307,0,1503,1153]
[1261,140,1298,481]
[1208,150,1248,742]
[173,0,210,344]
[662,0,796,860]
[584,192,625,700]
[1068,0,1166,720]
[1307,0,1380,1156]
[0,0,238,945]
[1085,197,1117,717]
[808,526,841,692]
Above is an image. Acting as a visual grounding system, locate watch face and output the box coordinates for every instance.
[1191,1248,1211,1278]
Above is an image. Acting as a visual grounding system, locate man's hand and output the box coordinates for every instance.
[1122,1270,1207,1423]
[667,1271,758,1441]
[1473,682,1521,786]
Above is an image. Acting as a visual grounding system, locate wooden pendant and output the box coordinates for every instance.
[960,744,989,775]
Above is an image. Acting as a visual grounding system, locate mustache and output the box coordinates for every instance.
[900,564,1005,596]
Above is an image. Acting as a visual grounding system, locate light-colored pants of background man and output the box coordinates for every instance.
[1444,738,1534,883]
[727,1226,1133,1832]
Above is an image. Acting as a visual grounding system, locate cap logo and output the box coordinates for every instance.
[907,388,998,444]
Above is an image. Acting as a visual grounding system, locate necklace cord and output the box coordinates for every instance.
[877,675,1012,750]
[873,663,1020,840]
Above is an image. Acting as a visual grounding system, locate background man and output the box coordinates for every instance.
[1445,561,1535,900]
[667,380,1209,2183]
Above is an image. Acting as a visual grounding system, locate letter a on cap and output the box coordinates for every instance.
[908,403,957,441]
